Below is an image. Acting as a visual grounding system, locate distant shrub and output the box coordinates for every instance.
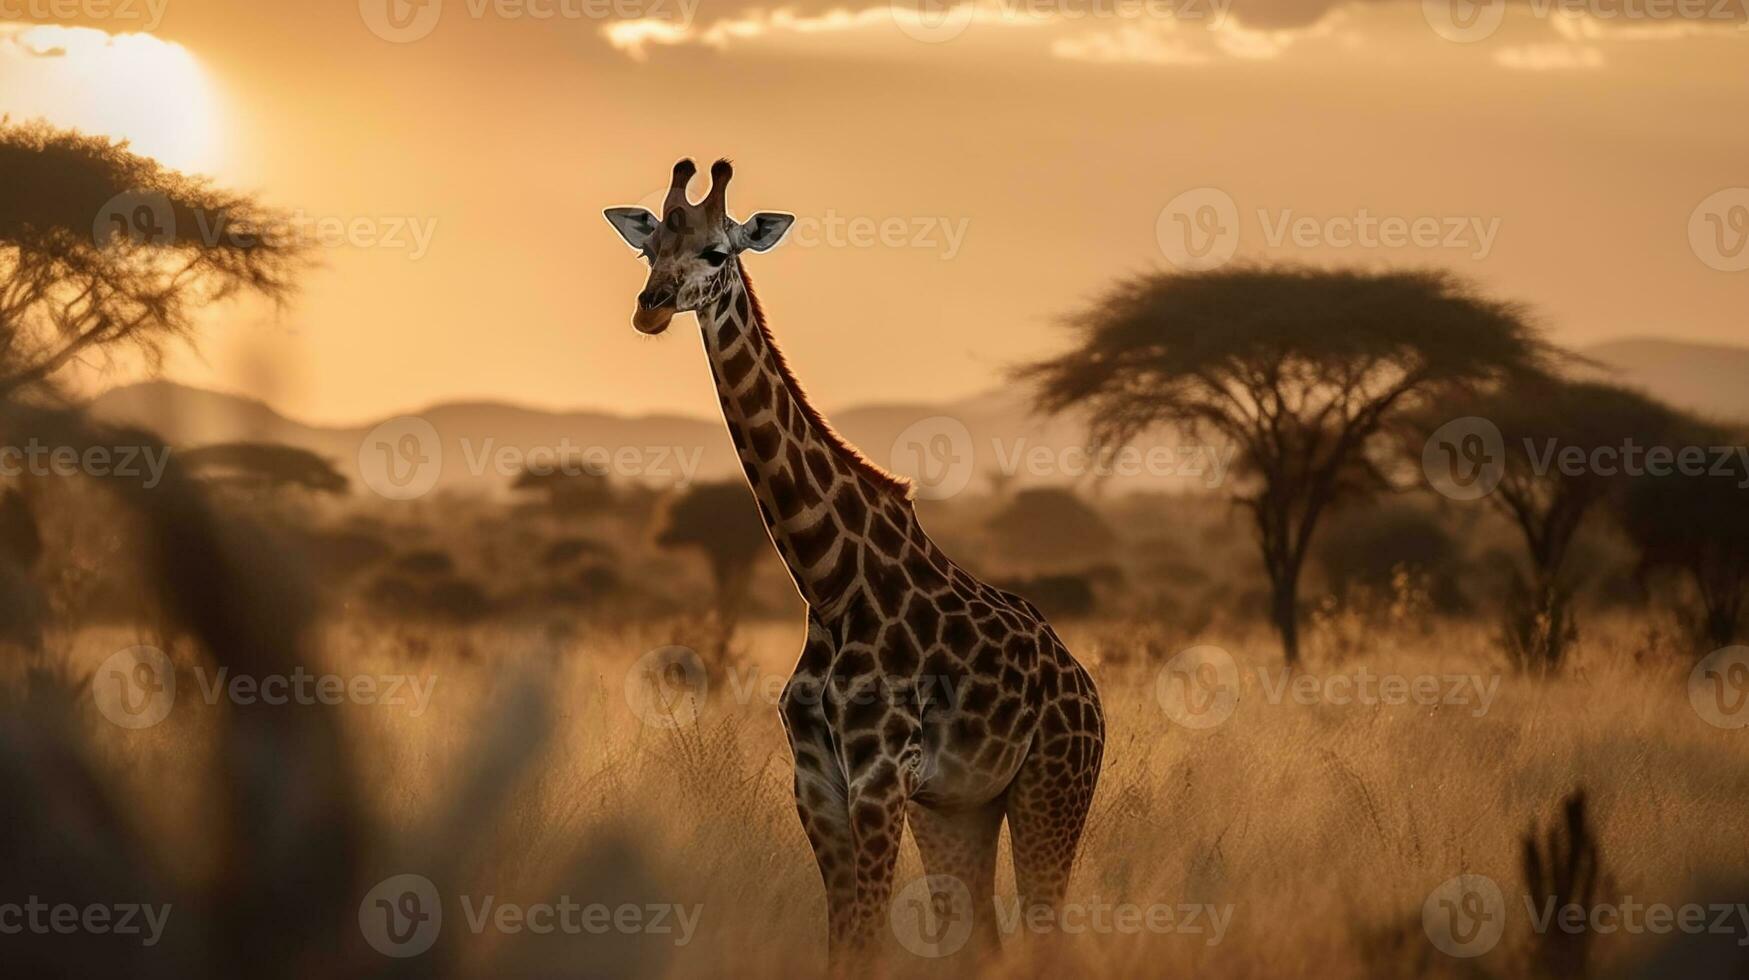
[1316,501,1468,614]
[181,442,348,495]
[994,572,1099,619]
[543,536,615,568]
[394,548,456,577]
[366,571,493,622]
[294,528,391,579]
[985,488,1117,568]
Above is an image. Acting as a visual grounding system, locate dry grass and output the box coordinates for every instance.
[38,608,1749,979]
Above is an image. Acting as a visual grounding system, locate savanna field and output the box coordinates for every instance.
[9,476,1749,979]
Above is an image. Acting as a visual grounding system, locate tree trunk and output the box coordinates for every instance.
[1269,567,1301,668]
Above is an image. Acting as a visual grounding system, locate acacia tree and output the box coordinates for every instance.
[181,442,349,495]
[656,480,771,664]
[1618,426,1749,651]
[1020,265,1549,666]
[0,120,300,398]
[1424,379,1680,671]
[511,457,614,515]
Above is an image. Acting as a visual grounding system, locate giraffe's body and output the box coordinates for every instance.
[605,159,1105,961]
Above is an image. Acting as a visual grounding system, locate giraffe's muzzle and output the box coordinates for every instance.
[632,304,675,334]
[634,286,677,334]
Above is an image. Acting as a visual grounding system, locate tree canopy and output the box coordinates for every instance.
[1020,264,1553,664]
[180,442,349,495]
[0,120,302,398]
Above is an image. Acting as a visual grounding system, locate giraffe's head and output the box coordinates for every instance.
[603,158,795,335]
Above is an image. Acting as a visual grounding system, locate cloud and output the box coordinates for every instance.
[597,0,1746,63]
[1494,40,1605,67]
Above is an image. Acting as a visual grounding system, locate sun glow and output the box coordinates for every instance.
[0,24,219,174]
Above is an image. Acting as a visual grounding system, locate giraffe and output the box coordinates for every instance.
[604,159,1105,963]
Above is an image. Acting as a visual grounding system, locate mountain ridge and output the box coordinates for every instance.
[86,337,1749,495]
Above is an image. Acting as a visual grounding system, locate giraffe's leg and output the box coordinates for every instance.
[1005,669,1105,931]
[843,759,912,952]
[902,800,1005,959]
[778,628,859,964]
[792,761,859,958]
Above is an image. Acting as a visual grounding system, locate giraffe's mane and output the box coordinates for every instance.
[738,261,915,500]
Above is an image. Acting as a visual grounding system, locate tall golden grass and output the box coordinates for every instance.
[24,608,1749,978]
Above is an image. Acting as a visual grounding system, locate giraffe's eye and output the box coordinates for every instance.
[699,247,729,267]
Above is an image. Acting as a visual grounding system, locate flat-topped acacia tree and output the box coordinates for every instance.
[1020,264,1551,666]
[1423,378,1682,672]
[0,120,301,399]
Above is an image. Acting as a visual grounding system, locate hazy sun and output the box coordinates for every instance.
[0,24,219,174]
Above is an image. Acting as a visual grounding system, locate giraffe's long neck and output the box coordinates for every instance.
[696,262,916,612]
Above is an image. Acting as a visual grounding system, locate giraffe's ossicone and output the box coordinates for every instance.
[605,158,1106,964]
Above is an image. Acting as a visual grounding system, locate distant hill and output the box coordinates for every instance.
[1579,338,1749,425]
[87,337,1746,498]
[88,381,1202,497]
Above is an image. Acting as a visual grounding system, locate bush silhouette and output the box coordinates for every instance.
[181,442,348,494]
[655,480,770,663]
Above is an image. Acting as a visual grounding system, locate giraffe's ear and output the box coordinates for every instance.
[603,207,659,251]
[732,212,795,253]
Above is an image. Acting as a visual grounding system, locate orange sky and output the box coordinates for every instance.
[1,0,1745,424]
